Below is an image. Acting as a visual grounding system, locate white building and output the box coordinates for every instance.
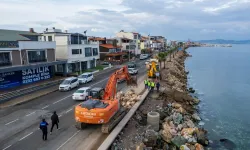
[42,28,100,73]
[115,30,141,55]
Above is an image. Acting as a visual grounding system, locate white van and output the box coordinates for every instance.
[59,77,79,91]
[140,54,148,60]
[78,72,94,84]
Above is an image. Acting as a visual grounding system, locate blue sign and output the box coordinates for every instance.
[0,66,52,90]
[0,41,19,48]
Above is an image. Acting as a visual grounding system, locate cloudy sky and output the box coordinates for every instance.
[0,0,250,40]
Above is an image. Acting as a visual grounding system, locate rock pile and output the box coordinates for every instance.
[117,89,140,109]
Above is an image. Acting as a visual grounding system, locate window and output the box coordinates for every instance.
[109,49,116,53]
[72,49,82,55]
[116,48,121,52]
[28,50,46,63]
[93,48,98,56]
[126,45,129,50]
[48,36,52,41]
[85,47,92,57]
[44,36,46,41]
[0,52,11,66]
[134,35,137,39]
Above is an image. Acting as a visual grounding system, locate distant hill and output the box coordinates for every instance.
[196,39,250,44]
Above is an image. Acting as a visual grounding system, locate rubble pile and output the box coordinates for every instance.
[117,89,141,109]
[111,50,209,150]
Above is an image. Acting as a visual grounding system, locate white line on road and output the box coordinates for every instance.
[65,108,73,113]
[42,105,49,109]
[2,145,12,150]
[53,95,71,104]
[19,132,33,141]
[5,119,19,125]
[26,111,36,117]
[56,130,80,150]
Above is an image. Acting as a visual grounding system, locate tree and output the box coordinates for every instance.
[157,52,166,69]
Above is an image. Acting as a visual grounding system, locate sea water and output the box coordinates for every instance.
[185,45,250,150]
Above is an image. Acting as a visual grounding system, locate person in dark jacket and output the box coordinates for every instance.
[50,111,60,134]
[39,119,48,140]
[156,82,160,92]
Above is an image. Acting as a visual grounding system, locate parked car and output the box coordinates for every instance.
[127,63,136,69]
[128,68,138,75]
[140,54,148,60]
[59,77,79,91]
[78,72,94,84]
[72,87,91,100]
[101,61,110,65]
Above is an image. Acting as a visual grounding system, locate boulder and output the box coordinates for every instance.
[186,120,195,128]
[192,113,201,121]
[180,145,191,150]
[144,129,159,147]
[160,129,172,143]
[136,143,146,150]
[220,138,236,149]
[171,136,187,148]
[185,143,196,150]
[172,103,182,109]
[193,98,200,104]
[173,113,183,125]
[176,107,186,114]
[194,129,209,146]
[195,143,204,150]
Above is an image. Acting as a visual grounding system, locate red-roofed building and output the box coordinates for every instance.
[99,43,126,64]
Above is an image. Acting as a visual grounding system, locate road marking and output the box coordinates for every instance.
[5,119,19,125]
[53,95,71,104]
[65,108,73,113]
[56,130,80,150]
[42,105,49,109]
[19,132,33,141]
[2,145,12,150]
[26,111,36,117]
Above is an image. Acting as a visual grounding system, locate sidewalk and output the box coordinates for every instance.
[0,66,117,108]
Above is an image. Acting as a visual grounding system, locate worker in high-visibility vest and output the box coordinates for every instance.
[147,80,151,90]
[144,79,148,89]
[151,81,155,91]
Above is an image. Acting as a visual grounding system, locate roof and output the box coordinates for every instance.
[77,87,91,90]
[100,44,122,49]
[0,29,40,41]
[90,87,103,91]
[88,37,106,41]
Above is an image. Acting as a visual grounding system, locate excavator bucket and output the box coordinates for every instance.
[127,76,137,87]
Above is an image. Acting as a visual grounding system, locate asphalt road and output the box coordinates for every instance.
[0,59,148,150]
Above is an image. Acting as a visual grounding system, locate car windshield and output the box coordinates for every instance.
[62,80,71,84]
[75,90,85,93]
[128,64,135,68]
[79,75,88,78]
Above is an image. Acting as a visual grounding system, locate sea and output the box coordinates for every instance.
[185,44,250,150]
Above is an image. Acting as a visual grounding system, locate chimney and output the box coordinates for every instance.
[104,37,107,44]
[53,27,55,29]
[29,28,34,33]
[65,30,68,33]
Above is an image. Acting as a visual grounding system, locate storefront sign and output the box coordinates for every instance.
[0,41,19,48]
[0,66,52,89]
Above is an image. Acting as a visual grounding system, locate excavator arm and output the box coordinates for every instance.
[103,66,137,100]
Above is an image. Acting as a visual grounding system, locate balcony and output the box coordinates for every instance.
[19,41,56,49]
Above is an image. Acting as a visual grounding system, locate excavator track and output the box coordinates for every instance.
[101,107,127,133]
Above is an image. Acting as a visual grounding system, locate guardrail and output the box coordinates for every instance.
[0,66,116,104]
[0,79,64,104]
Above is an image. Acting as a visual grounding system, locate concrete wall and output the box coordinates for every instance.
[55,35,69,45]
[11,50,21,65]
[47,49,56,62]
[19,41,56,50]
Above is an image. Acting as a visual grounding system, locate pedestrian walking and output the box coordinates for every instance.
[156,82,160,92]
[39,119,48,141]
[144,79,148,89]
[151,81,155,91]
[50,111,60,134]
[155,72,160,80]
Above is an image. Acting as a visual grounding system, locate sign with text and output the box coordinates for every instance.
[0,41,19,48]
[0,66,52,90]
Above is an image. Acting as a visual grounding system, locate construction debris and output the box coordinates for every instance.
[117,89,141,109]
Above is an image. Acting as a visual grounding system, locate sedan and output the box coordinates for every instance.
[128,68,138,75]
[72,87,91,100]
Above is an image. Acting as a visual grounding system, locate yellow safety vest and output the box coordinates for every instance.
[144,80,148,84]
[151,82,155,87]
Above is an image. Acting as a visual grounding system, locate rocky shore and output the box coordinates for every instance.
[111,50,209,150]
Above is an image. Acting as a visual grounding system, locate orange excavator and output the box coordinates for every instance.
[74,66,137,133]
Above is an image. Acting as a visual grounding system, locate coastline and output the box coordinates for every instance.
[111,49,209,150]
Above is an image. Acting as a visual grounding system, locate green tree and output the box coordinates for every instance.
[157,52,166,69]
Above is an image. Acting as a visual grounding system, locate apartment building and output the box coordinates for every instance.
[42,28,100,74]
[0,29,66,90]
[116,30,141,55]
[150,36,167,50]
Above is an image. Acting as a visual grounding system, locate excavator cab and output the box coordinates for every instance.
[87,87,105,100]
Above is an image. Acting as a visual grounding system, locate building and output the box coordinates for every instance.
[99,43,126,63]
[115,30,141,55]
[150,36,167,50]
[42,28,100,74]
[0,28,66,90]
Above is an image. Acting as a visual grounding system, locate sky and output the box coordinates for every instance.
[0,0,250,40]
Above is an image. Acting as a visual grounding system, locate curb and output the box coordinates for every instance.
[98,82,150,150]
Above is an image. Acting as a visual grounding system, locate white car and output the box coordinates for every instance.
[72,87,91,100]
[59,77,79,91]
[128,68,138,75]
[78,72,94,84]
